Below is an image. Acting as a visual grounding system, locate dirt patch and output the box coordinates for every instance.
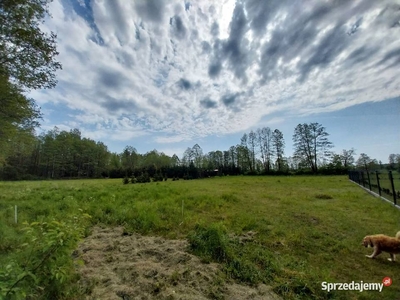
[75,226,281,300]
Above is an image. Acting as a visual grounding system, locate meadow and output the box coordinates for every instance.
[1,176,400,299]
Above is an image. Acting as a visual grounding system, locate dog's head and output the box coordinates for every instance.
[362,236,373,247]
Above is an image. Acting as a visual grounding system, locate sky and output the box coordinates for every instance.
[29,0,400,163]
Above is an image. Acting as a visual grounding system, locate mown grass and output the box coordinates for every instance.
[1,176,400,299]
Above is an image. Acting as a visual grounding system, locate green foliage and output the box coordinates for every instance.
[0,211,91,299]
[1,127,110,179]
[0,74,42,164]
[0,0,62,89]
[136,172,151,183]
[122,176,129,184]
[152,171,164,182]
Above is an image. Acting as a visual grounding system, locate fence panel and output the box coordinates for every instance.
[349,170,400,206]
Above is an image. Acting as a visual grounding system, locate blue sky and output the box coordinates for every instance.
[29,0,400,163]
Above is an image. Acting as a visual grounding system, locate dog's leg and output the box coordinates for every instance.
[366,247,381,259]
[388,253,396,262]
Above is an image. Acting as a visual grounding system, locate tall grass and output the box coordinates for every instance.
[1,176,400,299]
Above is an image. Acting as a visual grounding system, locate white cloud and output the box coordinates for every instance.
[29,0,400,149]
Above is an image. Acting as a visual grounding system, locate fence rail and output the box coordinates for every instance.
[349,170,400,206]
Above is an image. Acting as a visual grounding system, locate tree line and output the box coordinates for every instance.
[1,122,397,181]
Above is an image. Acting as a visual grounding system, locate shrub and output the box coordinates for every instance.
[0,212,91,299]
[122,176,129,184]
[136,172,151,183]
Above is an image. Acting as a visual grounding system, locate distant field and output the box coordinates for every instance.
[1,176,400,299]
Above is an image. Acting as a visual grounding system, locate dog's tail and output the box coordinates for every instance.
[396,231,400,239]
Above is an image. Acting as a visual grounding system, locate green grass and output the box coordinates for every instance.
[1,176,400,299]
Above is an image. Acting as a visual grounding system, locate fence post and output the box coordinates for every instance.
[367,171,372,191]
[376,171,381,196]
[389,171,397,205]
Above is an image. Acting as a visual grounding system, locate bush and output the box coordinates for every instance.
[122,176,129,184]
[0,212,91,299]
[136,172,151,183]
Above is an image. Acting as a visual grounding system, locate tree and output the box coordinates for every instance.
[121,146,137,171]
[240,134,252,172]
[182,147,194,167]
[171,154,180,167]
[109,153,121,169]
[257,127,273,172]
[357,153,378,172]
[272,129,285,171]
[0,74,41,163]
[192,144,203,169]
[0,0,62,89]
[1,0,61,164]
[292,122,333,173]
[340,148,356,169]
[248,130,257,171]
[229,146,236,167]
[388,154,399,170]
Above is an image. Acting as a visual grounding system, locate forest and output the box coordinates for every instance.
[2,122,399,181]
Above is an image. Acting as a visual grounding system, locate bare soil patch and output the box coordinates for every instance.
[75,226,281,300]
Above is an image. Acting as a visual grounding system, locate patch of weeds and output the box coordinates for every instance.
[125,204,161,234]
[188,223,278,285]
[188,223,231,263]
[225,257,261,284]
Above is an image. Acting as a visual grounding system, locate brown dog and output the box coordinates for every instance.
[362,231,400,262]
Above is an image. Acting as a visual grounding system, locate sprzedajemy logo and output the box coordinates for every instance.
[321,277,392,293]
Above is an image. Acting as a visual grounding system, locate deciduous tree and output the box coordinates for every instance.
[272,129,285,171]
[292,122,333,173]
[0,0,62,89]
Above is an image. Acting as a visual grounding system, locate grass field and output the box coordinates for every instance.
[1,176,400,299]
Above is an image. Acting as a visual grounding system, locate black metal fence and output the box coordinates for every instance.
[349,170,400,205]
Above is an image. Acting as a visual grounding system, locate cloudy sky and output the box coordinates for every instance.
[29,0,400,162]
